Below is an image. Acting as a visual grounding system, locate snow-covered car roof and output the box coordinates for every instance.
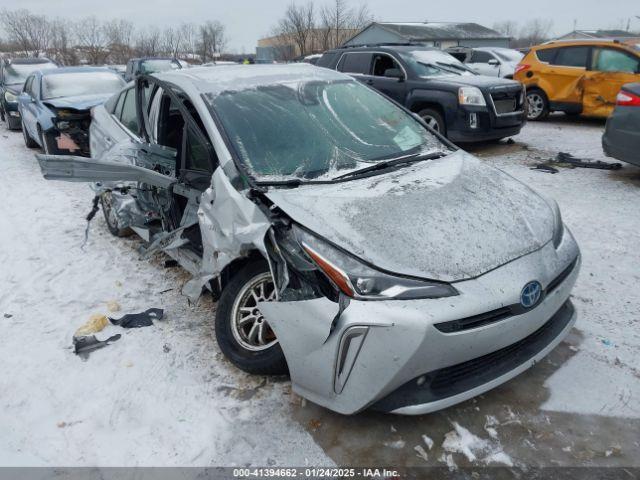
[152,63,351,97]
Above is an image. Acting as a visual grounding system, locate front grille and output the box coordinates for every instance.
[371,300,575,412]
[490,88,523,115]
[434,256,579,334]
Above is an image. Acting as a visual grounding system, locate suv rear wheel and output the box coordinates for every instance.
[526,89,549,121]
[214,260,288,375]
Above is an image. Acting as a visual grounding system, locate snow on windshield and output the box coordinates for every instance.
[206,78,448,182]
[401,50,474,77]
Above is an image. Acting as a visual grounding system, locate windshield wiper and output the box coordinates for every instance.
[333,151,449,181]
[254,178,333,188]
[436,61,475,74]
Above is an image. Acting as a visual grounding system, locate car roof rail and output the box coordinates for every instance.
[542,38,621,46]
[338,42,423,49]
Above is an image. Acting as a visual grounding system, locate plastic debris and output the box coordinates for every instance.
[383,439,406,449]
[106,300,121,312]
[422,434,434,450]
[73,334,121,359]
[414,444,429,462]
[109,308,164,328]
[74,314,109,337]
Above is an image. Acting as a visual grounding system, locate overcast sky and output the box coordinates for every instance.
[3,0,640,52]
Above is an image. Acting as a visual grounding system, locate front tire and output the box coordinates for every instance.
[526,89,549,121]
[417,108,446,136]
[21,120,38,148]
[215,260,287,375]
[100,192,133,237]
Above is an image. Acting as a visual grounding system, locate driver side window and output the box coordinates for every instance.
[154,90,217,175]
[371,54,400,76]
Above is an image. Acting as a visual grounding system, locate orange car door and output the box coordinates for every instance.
[582,47,640,117]
[543,46,590,105]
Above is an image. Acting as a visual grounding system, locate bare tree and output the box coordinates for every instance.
[493,20,518,39]
[277,2,315,57]
[50,18,76,65]
[76,16,108,64]
[178,23,197,59]
[161,26,183,58]
[0,8,50,56]
[517,18,554,47]
[319,0,371,49]
[136,26,162,57]
[198,21,227,62]
[104,19,134,64]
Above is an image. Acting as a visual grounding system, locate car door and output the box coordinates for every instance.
[19,75,38,135]
[582,47,640,117]
[543,46,590,107]
[468,50,500,77]
[366,53,408,104]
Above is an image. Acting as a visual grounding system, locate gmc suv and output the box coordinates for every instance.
[317,45,526,143]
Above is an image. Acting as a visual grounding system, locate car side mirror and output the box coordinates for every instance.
[384,68,404,80]
[488,59,500,66]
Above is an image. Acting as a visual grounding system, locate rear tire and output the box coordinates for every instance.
[21,120,38,148]
[526,89,549,121]
[100,192,133,237]
[215,260,288,375]
[417,108,446,135]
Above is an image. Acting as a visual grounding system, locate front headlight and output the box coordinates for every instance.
[4,91,17,103]
[295,226,458,300]
[458,86,486,106]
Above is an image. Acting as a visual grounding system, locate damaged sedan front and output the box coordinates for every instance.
[36,64,580,415]
[18,67,125,156]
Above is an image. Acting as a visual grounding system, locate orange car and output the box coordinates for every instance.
[514,39,640,120]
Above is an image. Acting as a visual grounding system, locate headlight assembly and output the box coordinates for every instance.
[458,86,486,107]
[294,226,458,300]
[4,91,17,103]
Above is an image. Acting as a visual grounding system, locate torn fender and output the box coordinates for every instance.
[182,167,271,299]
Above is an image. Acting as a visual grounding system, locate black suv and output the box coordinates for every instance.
[317,45,526,143]
[1,57,57,130]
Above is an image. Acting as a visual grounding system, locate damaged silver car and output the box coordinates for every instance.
[37,64,581,415]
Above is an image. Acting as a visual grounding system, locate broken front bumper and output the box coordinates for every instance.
[260,235,580,415]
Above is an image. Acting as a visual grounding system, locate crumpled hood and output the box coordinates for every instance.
[266,150,555,282]
[43,93,112,111]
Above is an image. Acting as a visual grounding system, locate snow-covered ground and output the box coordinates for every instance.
[0,115,639,469]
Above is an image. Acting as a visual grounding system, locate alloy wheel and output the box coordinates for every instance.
[527,92,545,120]
[422,115,441,132]
[230,272,278,351]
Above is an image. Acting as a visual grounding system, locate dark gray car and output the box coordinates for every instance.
[603,83,640,167]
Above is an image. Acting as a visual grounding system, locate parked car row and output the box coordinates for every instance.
[17,60,581,415]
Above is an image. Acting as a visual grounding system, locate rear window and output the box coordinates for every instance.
[337,52,372,74]
[554,47,589,68]
[535,48,557,63]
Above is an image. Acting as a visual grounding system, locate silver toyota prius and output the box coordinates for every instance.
[37,64,580,415]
